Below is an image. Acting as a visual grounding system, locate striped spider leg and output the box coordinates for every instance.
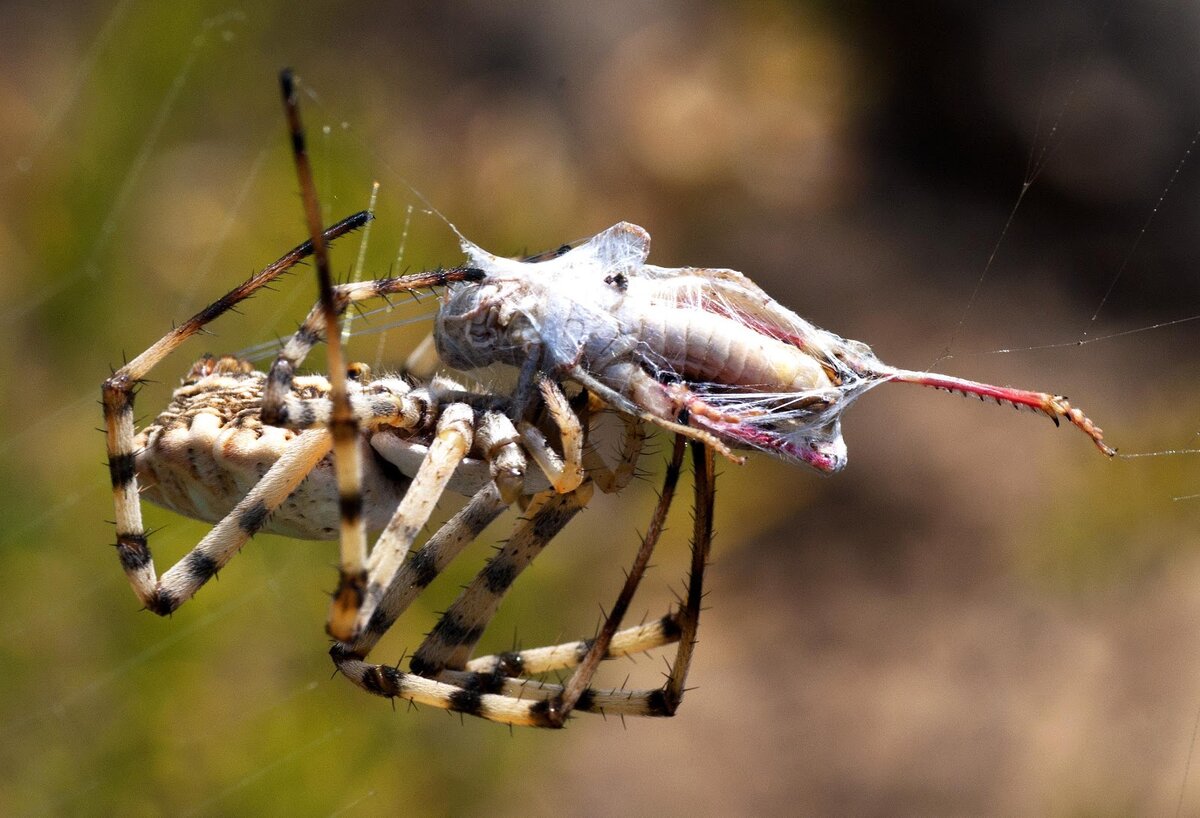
[268,69,714,726]
[333,434,714,726]
[100,235,500,616]
[102,211,374,614]
[450,437,714,724]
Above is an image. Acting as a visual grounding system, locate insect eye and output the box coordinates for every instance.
[603,272,629,290]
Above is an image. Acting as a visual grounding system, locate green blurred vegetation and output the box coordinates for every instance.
[1,1,1199,815]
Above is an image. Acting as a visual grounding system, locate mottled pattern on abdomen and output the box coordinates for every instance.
[135,364,407,540]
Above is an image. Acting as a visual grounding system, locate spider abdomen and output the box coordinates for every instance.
[136,360,407,540]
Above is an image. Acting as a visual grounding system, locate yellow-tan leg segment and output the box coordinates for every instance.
[154,430,333,614]
[475,411,527,504]
[341,483,511,658]
[518,377,585,494]
[408,484,594,677]
[464,611,682,676]
[341,403,476,640]
[583,412,645,495]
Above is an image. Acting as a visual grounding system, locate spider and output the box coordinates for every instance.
[104,69,1113,729]
[102,70,712,728]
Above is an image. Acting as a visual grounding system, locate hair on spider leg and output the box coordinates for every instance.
[141,523,167,540]
[658,654,676,679]
[667,584,686,608]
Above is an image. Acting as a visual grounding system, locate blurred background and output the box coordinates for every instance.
[2,0,1199,814]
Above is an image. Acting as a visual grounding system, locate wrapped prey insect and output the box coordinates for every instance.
[436,221,1115,471]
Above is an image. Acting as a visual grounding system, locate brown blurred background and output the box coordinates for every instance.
[2,1,1199,814]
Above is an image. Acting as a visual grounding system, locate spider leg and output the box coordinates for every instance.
[662,440,716,711]
[446,438,715,722]
[276,73,490,643]
[154,430,335,612]
[279,68,376,645]
[127,428,331,613]
[408,485,594,677]
[463,611,683,676]
[338,402,476,640]
[101,213,368,610]
[519,434,687,726]
[339,483,511,659]
[565,364,744,464]
[518,377,585,494]
[582,410,645,495]
[475,410,528,504]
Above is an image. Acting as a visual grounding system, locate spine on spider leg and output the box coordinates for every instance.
[656,441,715,715]
[552,434,687,723]
[279,68,368,641]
